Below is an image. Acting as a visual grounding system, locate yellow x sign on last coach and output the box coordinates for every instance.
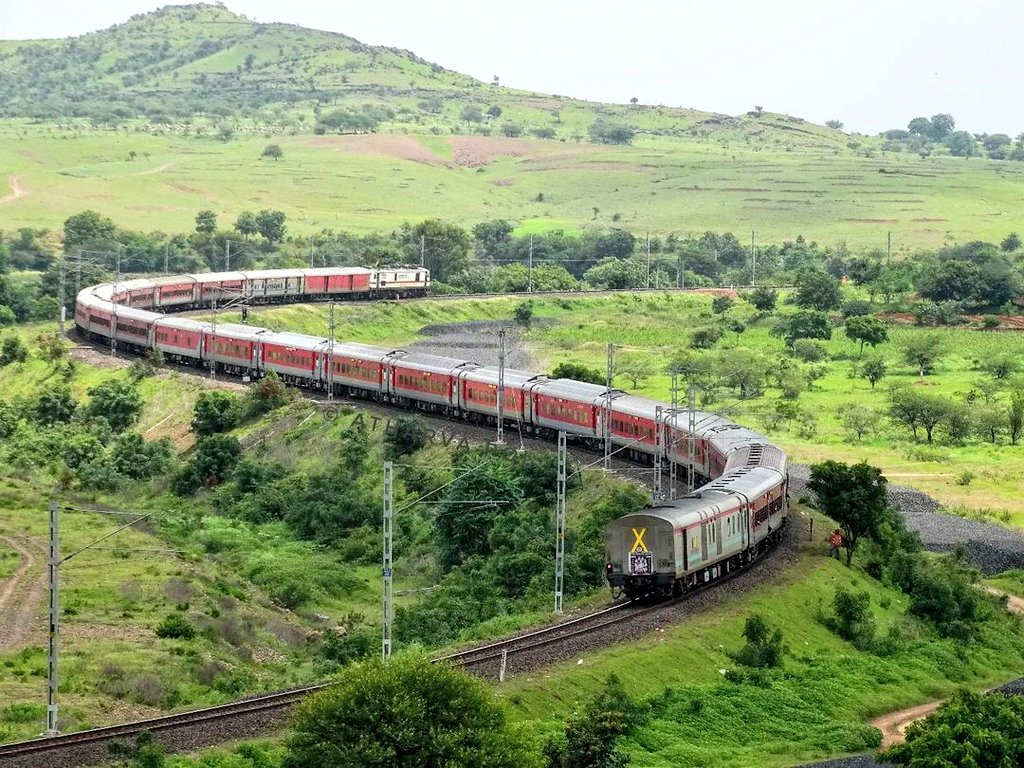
[630,527,648,553]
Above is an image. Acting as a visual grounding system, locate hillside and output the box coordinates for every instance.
[0,3,844,147]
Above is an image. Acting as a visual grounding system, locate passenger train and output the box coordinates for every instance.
[75,267,787,598]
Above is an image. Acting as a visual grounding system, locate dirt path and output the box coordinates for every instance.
[0,176,26,204]
[132,162,173,176]
[869,588,1023,749]
[0,535,47,652]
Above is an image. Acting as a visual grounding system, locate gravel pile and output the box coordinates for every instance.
[789,464,1024,576]
[411,321,533,369]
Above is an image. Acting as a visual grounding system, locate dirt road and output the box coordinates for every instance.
[0,536,47,651]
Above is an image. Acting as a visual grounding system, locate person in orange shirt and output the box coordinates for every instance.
[828,528,843,559]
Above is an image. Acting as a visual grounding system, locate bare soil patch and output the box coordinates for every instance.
[0,536,47,652]
[0,176,27,205]
[303,134,443,165]
[449,136,540,167]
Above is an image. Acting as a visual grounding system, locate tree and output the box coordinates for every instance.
[587,120,636,145]
[284,655,534,768]
[734,614,785,668]
[841,405,880,442]
[1010,387,1024,445]
[1001,232,1021,252]
[32,385,77,426]
[234,211,258,240]
[916,260,980,303]
[514,301,534,326]
[486,105,502,118]
[544,674,644,768]
[711,295,734,314]
[85,378,142,432]
[0,335,28,365]
[195,209,217,234]
[191,390,239,436]
[748,285,777,312]
[794,270,841,311]
[582,258,646,290]
[261,144,283,161]
[907,117,932,138]
[460,105,483,123]
[889,388,950,443]
[402,220,470,282]
[945,130,976,158]
[807,460,888,565]
[501,122,522,138]
[825,119,844,130]
[174,434,242,494]
[616,355,649,390]
[63,210,117,250]
[384,416,432,459]
[772,310,832,347]
[255,209,287,243]
[860,357,887,389]
[930,113,955,139]
[552,362,604,385]
[984,133,1013,159]
[901,335,945,376]
[690,326,723,349]
[844,315,888,356]
[881,689,1024,767]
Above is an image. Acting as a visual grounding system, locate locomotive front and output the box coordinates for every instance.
[604,510,678,598]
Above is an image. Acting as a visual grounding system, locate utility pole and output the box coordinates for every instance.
[111,246,120,357]
[327,302,336,401]
[527,235,534,293]
[886,230,892,266]
[419,235,425,268]
[310,244,315,269]
[164,242,170,275]
[382,461,393,659]
[209,297,217,380]
[74,250,82,298]
[687,384,696,493]
[45,500,59,736]
[604,343,614,472]
[57,260,65,339]
[653,405,663,503]
[225,240,231,272]
[750,230,756,287]
[554,431,566,614]
[669,373,679,499]
[495,328,506,445]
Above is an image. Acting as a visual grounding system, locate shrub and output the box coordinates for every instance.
[513,301,534,326]
[0,335,28,365]
[711,295,734,314]
[792,338,828,362]
[734,614,784,668]
[191,391,240,435]
[155,612,196,640]
[384,416,432,459]
[690,326,723,349]
[84,378,142,432]
[825,588,876,650]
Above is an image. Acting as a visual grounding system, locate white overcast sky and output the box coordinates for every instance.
[1,0,1021,135]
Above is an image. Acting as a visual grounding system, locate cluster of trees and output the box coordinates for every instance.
[881,113,1024,160]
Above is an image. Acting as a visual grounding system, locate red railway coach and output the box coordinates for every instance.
[302,268,374,297]
[260,332,325,383]
[151,275,199,309]
[121,278,157,309]
[203,324,265,375]
[153,316,205,363]
[322,342,400,397]
[458,367,543,423]
[390,354,479,410]
[199,272,246,305]
[609,396,669,458]
[111,307,155,351]
[531,380,616,440]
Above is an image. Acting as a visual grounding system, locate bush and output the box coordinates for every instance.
[825,588,876,650]
[0,335,28,365]
[384,416,431,459]
[84,378,142,432]
[791,338,829,362]
[734,615,784,668]
[192,390,240,435]
[690,326,723,349]
[711,295,734,314]
[513,301,534,326]
[551,362,604,385]
[155,612,196,640]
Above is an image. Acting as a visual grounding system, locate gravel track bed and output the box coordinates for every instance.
[788,464,1024,575]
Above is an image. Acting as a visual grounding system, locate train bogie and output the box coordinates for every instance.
[154,316,205,362]
[260,331,325,382]
[390,354,479,409]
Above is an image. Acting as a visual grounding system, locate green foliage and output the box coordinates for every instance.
[791,338,828,363]
[192,390,241,436]
[825,588,875,650]
[772,310,832,347]
[514,301,535,327]
[0,335,28,365]
[588,120,636,145]
[807,460,888,565]
[544,674,646,768]
[195,209,217,235]
[283,655,536,768]
[882,689,1024,766]
[174,434,242,494]
[843,315,888,355]
[85,378,142,432]
[400,220,470,282]
[319,614,374,668]
[748,286,778,312]
[734,615,785,668]
[711,295,733,314]
[583,258,646,290]
[261,144,283,161]
[892,551,985,641]
[32,384,77,426]
[690,326,723,349]
[383,416,431,459]
[246,372,290,417]
[840,404,880,442]
[889,388,951,443]
[860,356,886,389]
[552,362,604,385]
[255,210,287,244]
[794,270,841,311]
[154,612,196,640]
[901,335,945,376]
[235,211,259,239]
[64,209,117,249]
[111,433,173,480]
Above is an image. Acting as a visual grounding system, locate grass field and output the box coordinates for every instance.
[503,534,1024,768]
[223,292,1024,525]
[3,125,1024,249]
